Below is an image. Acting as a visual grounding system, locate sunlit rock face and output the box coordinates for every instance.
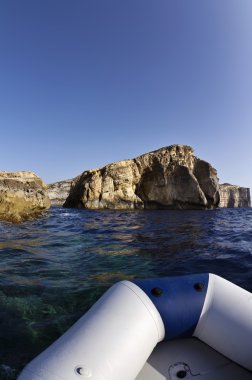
[64,145,220,210]
[47,179,74,206]
[0,171,50,223]
[219,184,251,208]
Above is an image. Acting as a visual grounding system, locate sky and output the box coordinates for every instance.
[0,0,252,189]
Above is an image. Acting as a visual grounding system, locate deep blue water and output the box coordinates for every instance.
[1,206,252,379]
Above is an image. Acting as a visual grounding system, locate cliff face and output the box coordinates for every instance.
[0,171,50,222]
[219,184,251,208]
[64,145,220,210]
[47,179,74,205]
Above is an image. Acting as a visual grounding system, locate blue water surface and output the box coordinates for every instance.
[0,206,252,378]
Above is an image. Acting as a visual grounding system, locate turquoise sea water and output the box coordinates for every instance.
[1,206,252,379]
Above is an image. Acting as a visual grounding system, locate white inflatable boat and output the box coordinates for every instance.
[18,273,252,380]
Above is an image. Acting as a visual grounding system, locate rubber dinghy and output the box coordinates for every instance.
[18,273,252,380]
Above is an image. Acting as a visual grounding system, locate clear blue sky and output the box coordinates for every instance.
[1,1,252,189]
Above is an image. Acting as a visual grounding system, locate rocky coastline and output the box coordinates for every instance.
[219,184,251,208]
[47,179,74,206]
[0,145,250,223]
[49,145,251,210]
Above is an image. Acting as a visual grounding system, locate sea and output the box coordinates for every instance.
[1,206,252,379]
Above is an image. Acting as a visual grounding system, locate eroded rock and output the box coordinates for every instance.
[64,145,220,210]
[0,171,50,222]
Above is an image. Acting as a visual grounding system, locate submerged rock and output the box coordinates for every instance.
[219,184,251,208]
[64,145,220,210]
[0,171,50,223]
[47,179,74,206]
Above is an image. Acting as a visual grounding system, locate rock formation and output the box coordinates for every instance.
[64,145,220,210]
[0,171,50,223]
[219,184,251,208]
[47,179,74,205]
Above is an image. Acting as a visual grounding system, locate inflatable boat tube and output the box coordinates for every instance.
[18,273,252,380]
[18,280,165,380]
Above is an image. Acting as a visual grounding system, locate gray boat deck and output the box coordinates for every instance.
[136,338,252,380]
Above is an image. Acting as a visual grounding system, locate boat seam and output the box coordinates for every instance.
[120,281,165,341]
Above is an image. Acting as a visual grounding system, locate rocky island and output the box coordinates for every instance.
[63,145,220,210]
[48,145,250,210]
[0,171,50,222]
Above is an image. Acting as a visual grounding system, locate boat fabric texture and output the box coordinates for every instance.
[133,273,209,340]
[18,273,252,380]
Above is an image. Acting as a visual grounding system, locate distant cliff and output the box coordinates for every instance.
[47,179,74,206]
[219,184,251,208]
[63,145,220,210]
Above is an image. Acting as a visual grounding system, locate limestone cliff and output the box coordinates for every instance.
[0,171,50,223]
[64,145,220,210]
[219,184,251,208]
[47,179,74,205]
